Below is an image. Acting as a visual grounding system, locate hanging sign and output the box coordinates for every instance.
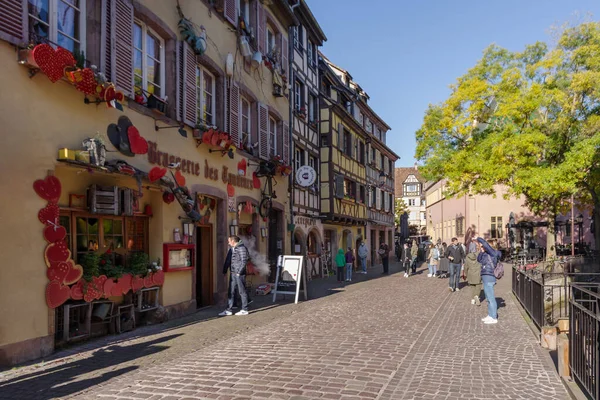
[272,255,307,304]
[228,196,236,213]
[296,165,317,187]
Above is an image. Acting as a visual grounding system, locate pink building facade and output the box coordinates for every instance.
[425,181,594,252]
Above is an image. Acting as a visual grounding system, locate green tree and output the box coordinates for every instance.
[394,198,409,228]
[415,22,600,256]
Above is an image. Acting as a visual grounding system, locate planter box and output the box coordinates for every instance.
[147,94,167,114]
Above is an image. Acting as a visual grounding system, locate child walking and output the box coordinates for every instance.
[335,248,346,282]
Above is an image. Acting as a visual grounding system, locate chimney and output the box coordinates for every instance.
[414,162,418,170]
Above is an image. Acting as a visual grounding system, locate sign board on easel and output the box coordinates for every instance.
[272,255,307,304]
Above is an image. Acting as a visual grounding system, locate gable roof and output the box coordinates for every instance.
[395,166,425,197]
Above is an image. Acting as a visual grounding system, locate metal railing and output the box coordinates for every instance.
[512,264,600,328]
[569,283,600,400]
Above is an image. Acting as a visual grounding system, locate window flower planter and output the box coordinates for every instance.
[147,94,167,114]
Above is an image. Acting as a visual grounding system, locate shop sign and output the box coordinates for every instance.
[147,142,256,190]
[294,216,316,228]
[296,165,316,187]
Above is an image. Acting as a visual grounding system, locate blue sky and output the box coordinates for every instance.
[305,0,600,166]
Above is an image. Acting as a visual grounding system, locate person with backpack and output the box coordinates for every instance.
[426,243,439,277]
[335,248,346,283]
[476,237,502,324]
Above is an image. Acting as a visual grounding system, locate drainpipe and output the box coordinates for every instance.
[288,3,299,256]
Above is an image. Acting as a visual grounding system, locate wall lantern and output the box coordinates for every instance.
[260,227,268,238]
[378,170,386,187]
[229,219,238,236]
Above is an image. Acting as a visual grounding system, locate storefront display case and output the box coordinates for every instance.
[162,243,195,272]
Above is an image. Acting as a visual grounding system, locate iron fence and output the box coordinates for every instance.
[512,266,545,327]
[569,283,600,400]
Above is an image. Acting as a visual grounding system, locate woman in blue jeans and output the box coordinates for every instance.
[476,237,500,324]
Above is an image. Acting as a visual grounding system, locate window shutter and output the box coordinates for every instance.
[258,102,268,159]
[224,0,237,25]
[177,41,197,127]
[256,1,265,55]
[376,189,381,210]
[101,0,113,81]
[335,175,344,199]
[337,122,343,148]
[282,121,290,164]
[113,0,134,97]
[229,81,240,146]
[0,0,26,45]
[280,33,288,75]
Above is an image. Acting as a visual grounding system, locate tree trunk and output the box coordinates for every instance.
[546,216,556,259]
[594,201,600,257]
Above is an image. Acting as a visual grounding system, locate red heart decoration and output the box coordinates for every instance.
[43,225,67,243]
[252,172,261,189]
[46,280,70,308]
[33,175,62,203]
[202,129,213,145]
[148,166,167,183]
[227,183,235,197]
[70,279,84,300]
[64,261,83,285]
[74,68,97,95]
[127,126,148,155]
[47,261,70,282]
[162,191,175,204]
[152,270,165,286]
[111,279,122,297]
[115,91,124,102]
[175,170,186,187]
[118,274,133,295]
[84,275,106,302]
[44,242,71,267]
[103,278,116,298]
[32,44,76,83]
[144,275,154,288]
[131,275,144,292]
[38,203,60,225]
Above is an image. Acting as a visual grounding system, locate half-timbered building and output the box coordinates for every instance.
[289,1,327,279]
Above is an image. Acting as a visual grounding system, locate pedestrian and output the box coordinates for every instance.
[358,241,368,274]
[468,237,478,254]
[477,237,501,324]
[410,240,419,274]
[218,236,250,316]
[379,242,390,274]
[395,241,401,262]
[464,246,482,305]
[445,237,465,292]
[335,248,346,282]
[345,247,355,282]
[438,242,449,278]
[402,243,411,277]
[426,243,439,277]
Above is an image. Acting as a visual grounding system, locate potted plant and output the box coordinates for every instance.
[80,252,100,282]
[128,252,150,277]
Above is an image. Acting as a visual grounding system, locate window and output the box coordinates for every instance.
[295,148,305,172]
[321,77,331,97]
[321,134,329,147]
[405,184,420,194]
[293,25,303,50]
[343,129,352,157]
[133,21,165,97]
[344,179,356,199]
[196,67,215,125]
[359,186,365,203]
[366,119,373,134]
[376,128,382,140]
[267,26,276,55]
[238,0,250,26]
[28,0,86,53]
[359,141,365,164]
[308,156,317,175]
[307,40,316,68]
[269,116,277,157]
[380,154,385,170]
[358,112,364,126]
[408,199,416,206]
[421,198,426,206]
[491,216,503,239]
[240,96,251,148]
[371,187,377,207]
[456,217,464,236]
[371,148,376,163]
[382,130,387,143]
[308,93,317,123]
[294,80,304,111]
[381,190,385,209]
[389,160,393,174]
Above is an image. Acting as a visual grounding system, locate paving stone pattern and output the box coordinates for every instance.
[0,263,568,400]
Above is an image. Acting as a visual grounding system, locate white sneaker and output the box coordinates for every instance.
[427,274,432,278]
[455,287,460,292]
[471,299,475,305]
[474,296,481,306]
[484,318,498,324]
[448,287,453,292]
[404,273,409,278]
[481,315,492,322]
[218,310,232,316]
[235,310,249,316]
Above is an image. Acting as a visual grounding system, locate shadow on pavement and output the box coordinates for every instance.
[0,334,182,400]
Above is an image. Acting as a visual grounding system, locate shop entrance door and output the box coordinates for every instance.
[196,226,213,308]
[267,209,281,282]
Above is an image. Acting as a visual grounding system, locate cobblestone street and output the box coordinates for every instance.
[0,262,568,400]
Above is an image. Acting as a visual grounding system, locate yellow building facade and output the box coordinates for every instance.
[0,0,294,365]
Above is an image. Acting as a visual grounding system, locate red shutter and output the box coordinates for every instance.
[177,41,197,127]
[114,0,134,97]
[280,34,288,75]
[224,0,237,25]
[229,81,240,146]
[282,121,290,164]
[100,0,113,82]
[256,2,265,55]
[0,0,26,45]
[258,102,268,159]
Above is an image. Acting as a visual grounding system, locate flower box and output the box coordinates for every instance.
[147,94,167,114]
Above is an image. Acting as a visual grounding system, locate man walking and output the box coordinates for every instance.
[445,237,465,292]
[219,236,250,316]
[379,242,390,274]
[358,241,368,274]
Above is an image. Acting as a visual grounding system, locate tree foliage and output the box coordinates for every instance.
[415,22,600,252]
[394,198,409,228]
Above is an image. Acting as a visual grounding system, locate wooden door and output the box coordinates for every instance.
[196,225,213,307]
